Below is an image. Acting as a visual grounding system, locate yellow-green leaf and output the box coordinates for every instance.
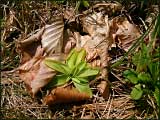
[154,87,160,106]
[131,84,143,100]
[46,74,70,89]
[75,49,86,66]
[72,77,88,84]
[77,68,99,78]
[45,58,68,74]
[67,49,78,69]
[73,78,92,97]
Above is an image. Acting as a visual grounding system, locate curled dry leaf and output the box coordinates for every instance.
[110,16,141,51]
[80,12,112,79]
[77,12,111,99]
[63,29,76,54]
[18,46,65,97]
[17,16,65,97]
[43,85,90,105]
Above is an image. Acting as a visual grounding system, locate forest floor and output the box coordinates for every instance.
[1,1,159,119]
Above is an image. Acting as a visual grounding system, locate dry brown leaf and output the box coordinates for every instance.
[75,12,112,99]
[43,86,90,105]
[17,16,66,97]
[17,28,45,64]
[41,16,64,55]
[18,46,44,94]
[63,29,76,54]
[63,7,75,21]
[81,12,111,81]
[18,51,65,97]
[110,16,141,51]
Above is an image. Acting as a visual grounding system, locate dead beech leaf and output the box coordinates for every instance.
[18,53,65,97]
[63,7,75,22]
[18,43,65,97]
[73,12,111,99]
[18,46,45,94]
[63,29,76,54]
[41,16,64,55]
[17,15,66,97]
[80,12,111,80]
[110,17,141,51]
[17,27,44,64]
[43,86,90,105]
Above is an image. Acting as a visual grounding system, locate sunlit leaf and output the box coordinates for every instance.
[72,66,79,77]
[75,49,86,66]
[67,49,78,69]
[41,16,64,55]
[45,58,68,74]
[131,84,143,100]
[72,77,88,84]
[77,68,99,78]
[73,78,92,97]
[76,61,87,75]
[46,74,70,89]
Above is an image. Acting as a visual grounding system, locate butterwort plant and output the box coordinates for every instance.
[44,48,99,97]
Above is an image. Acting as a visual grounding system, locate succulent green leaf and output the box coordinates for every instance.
[67,49,86,69]
[153,87,160,106]
[45,59,68,74]
[131,84,143,100]
[73,78,92,97]
[67,49,77,69]
[72,77,88,84]
[72,66,79,77]
[138,72,151,83]
[126,74,139,84]
[75,61,87,76]
[77,61,87,71]
[77,68,99,78]
[75,49,86,66]
[123,69,137,76]
[123,70,139,84]
[46,74,70,89]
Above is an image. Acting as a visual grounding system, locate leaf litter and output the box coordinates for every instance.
[1,1,159,119]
